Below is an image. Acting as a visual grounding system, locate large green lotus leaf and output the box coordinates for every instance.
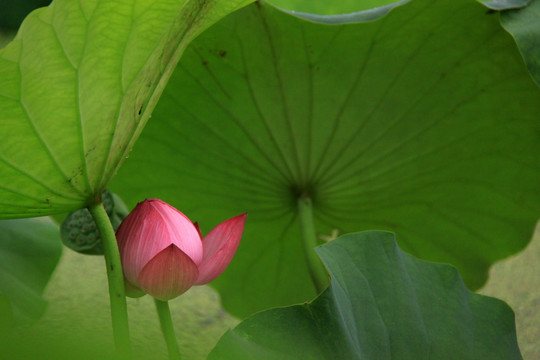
[0,0,253,219]
[208,231,521,360]
[501,0,540,86]
[0,217,61,324]
[111,0,540,317]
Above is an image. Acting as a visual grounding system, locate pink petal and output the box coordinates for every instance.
[195,213,246,285]
[137,244,199,301]
[193,222,203,240]
[150,200,203,265]
[116,199,202,287]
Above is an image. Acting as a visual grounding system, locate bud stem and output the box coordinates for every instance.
[297,195,328,294]
[88,202,131,358]
[154,299,181,360]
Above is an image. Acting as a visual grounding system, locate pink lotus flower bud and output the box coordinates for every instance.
[116,199,246,301]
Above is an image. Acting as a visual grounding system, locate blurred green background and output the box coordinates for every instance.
[480,225,540,360]
[1,247,238,360]
[0,0,49,30]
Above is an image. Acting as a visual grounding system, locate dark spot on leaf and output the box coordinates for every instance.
[219,50,227,57]
[202,60,208,66]
[86,148,93,156]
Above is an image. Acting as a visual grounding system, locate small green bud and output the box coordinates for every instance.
[60,190,128,255]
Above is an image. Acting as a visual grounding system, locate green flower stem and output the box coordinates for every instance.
[297,195,328,294]
[88,202,131,359]
[154,299,181,360]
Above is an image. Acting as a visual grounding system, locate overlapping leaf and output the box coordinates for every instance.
[501,0,540,86]
[112,0,540,317]
[209,232,521,360]
[0,217,61,324]
[482,0,529,10]
[265,0,404,15]
[0,0,253,218]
